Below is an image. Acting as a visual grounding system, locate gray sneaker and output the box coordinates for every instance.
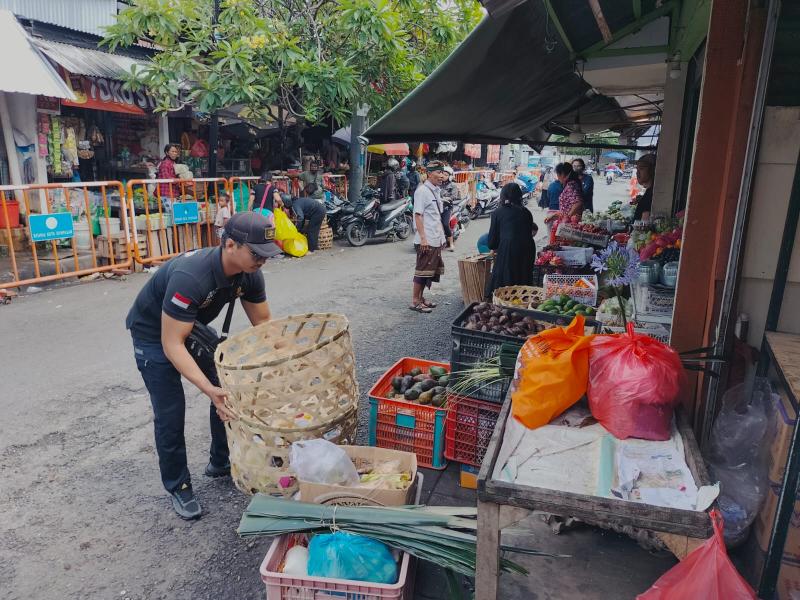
[204,461,231,478]
[170,483,201,520]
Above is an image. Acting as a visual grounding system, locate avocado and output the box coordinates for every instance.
[400,375,414,393]
[420,379,437,392]
[412,374,429,383]
[418,390,434,405]
[431,394,447,407]
[429,366,447,378]
[438,375,449,385]
[432,386,446,396]
[409,367,423,377]
[404,388,420,401]
[392,376,403,392]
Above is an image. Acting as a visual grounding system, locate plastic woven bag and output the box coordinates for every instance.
[289,439,359,486]
[308,532,398,584]
[511,315,592,429]
[588,324,685,440]
[637,510,757,599]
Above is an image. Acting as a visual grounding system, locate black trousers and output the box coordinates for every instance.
[441,206,453,240]
[303,212,325,251]
[132,339,228,493]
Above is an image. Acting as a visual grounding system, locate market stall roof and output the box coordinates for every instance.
[0,10,74,99]
[368,143,410,156]
[365,1,632,145]
[366,1,710,146]
[32,38,145,80]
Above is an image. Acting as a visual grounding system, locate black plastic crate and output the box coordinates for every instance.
[449,303,598,404]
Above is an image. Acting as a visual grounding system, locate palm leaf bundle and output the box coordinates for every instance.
[238,495,560,577]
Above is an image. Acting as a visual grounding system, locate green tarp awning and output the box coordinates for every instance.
[365,2,630,144]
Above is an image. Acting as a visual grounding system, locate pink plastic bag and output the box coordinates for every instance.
[588,324,685,440]
[637,510,757,599]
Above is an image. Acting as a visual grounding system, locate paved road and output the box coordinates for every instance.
[0,180,666,600]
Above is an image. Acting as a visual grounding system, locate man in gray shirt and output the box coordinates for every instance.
[299,161,325,202]
[410,161,449,313]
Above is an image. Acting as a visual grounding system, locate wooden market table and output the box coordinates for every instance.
[475,396,713,600]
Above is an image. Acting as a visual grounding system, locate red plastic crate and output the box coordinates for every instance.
[368,358,449,470]
[444,395,502,467]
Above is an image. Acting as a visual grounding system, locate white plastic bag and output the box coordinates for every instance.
[289,439,359,486]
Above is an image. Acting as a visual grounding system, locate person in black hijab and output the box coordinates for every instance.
[486,182,538,297]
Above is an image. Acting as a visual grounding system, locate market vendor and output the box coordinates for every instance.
[277,186,326,253]
[157,143,182,200]
[410,161,448,313]
[299,160,325,202]
[544,162,584,241]
[633,153,656,221]
[126,212,277,520]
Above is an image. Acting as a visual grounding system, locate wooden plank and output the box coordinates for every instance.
[477,393,511,494]
[476,500,501,600]
[588,0,613,42]
[499,505,531,529]
[677,407,711,485]
[766,332,800,403]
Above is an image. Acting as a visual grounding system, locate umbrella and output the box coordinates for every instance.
[367,143,410,156]
[602,151,629,160]
[332,126,351,146]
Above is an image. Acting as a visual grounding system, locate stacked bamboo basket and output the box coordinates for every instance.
[214,313,358,496]
[457,254,493,305]
[317,217,333,250]
[492,285,545,309]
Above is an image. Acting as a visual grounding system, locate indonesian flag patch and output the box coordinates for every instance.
[170,292,192,310]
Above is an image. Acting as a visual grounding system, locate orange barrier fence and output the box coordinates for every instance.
[228,176,260,213]
[324,174,348,198]
[126,177,227,266]
[0,181,131,290]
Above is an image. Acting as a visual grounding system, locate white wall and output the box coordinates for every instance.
[738,106,800,346]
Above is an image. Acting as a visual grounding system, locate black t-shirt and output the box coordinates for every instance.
[291,197,325,222]
[126,246,266,343]
[634,187,654,221]
[253,183,276,212]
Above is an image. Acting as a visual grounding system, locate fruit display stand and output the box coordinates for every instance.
[474,394,713,600]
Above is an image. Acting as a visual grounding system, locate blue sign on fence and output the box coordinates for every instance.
[29,213,74,242]
[173,202,199,225]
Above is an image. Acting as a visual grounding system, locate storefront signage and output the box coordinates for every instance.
[29,213,74,242]
[61,71,157,115]
[36,96,61,115]
[173,202,199,225]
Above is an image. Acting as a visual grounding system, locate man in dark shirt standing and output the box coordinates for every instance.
[252,171,280,214]
[126,212,276,519]
[277,185,326,252]
[633,153,656,221]
[572,158,594,212]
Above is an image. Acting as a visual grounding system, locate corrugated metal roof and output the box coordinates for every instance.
[0,10,74,98]
[32,38,146,80]
[0,0,118,36]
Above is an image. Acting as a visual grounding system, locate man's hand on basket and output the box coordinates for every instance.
[205,385,236,421]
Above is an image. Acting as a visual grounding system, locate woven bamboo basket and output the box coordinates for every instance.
[457,254,493,305]
[492,285,545,309]
[317,219,333,250]
[214,313,359,495]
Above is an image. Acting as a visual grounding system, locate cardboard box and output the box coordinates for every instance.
[0,226,28,252]
[746,542,800,600]
[96,233,146,260]
[768,388,797,485]
[754,484,800,562]
[460,464,479,490]
[298,445,417,507]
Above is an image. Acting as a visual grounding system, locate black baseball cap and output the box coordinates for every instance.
[224,211,282,258]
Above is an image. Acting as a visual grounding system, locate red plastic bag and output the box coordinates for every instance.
[637,510,757,599]
[190,139,209,158]
[588,324,685,440]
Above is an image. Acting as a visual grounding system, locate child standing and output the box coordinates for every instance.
[214,193,231,242]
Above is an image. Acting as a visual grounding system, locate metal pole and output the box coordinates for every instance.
[208,0,220,178]
[348,105,368,203]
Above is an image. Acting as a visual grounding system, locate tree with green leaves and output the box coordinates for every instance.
[103,0,481,127]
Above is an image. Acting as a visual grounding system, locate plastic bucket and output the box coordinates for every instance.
[99,217,121,237]
[0,200,20,228]
[74,221,91,250]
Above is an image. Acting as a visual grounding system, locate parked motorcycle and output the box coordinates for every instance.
[470,181,501,219]
[341,188,411,247]
[324,190,353,238]
[514,174,537,204]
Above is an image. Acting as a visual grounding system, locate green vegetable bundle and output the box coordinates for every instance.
[239,496,559,577]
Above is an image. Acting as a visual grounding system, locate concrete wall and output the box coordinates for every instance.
[738,106,800,346]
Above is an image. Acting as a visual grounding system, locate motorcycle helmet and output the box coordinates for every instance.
[444,166,454,177]
[387,158,400,171]
[280,193,293,208]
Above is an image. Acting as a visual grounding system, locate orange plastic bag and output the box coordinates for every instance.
[511,315,592,429]
[637,510,757,599]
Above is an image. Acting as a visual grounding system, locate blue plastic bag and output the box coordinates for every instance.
[307,532,398,584]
